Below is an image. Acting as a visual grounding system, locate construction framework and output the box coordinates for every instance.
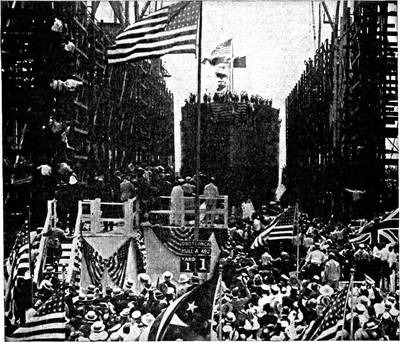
[2,1,174,233]
[286,1,398,219]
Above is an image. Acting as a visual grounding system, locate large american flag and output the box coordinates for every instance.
[108,2,200,64]
[82,238,105,286]
[12,285,66,340]
[251,206,298,249]
[303,284,350,340]
[6,225,41,320]
[107,238,131,288]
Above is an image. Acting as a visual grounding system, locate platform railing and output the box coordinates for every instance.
[79,197,138,234]
[32,199,58,287]
[148,195,229,228]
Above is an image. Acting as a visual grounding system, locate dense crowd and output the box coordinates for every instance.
[7,199,399,341]
[185,92,273,106]
[213,211,399,341]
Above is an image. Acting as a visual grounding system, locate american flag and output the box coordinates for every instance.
[12,284,66,340]
[304,284,350,340]
[108,2,200,64]
[70,236,83,291]
[251,206,298,249]
[153,226,194,256]
[210,38,232,58]
[107,238,131,288]
[82,238,105,286]
[6,225,41,318]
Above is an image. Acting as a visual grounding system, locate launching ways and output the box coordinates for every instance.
[32,196,228,292]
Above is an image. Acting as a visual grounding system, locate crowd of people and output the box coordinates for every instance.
[213,210,399,341]
[185,92,273,106]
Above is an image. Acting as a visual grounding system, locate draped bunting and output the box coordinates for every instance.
[81,238,135,287]
[152,226,228,256]
[107,239,131,288]
[82,238,105,286]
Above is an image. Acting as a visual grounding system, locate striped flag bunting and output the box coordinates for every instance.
[153,226,194,256]
[12,284,66,340]
[108,1,200,64]
[107,238,131,288]
[303,283,350,340]
[6,225,40,321]
[70,236,83,291]
[82,238,105,286]
[210,102,248,119]
[251,206,297,249]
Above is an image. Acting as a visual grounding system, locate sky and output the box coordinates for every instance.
[97,0,336,178]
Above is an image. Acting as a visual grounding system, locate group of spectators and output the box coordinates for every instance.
[214,208,399,340]
[8,268,203,341]
[185,92,273,106]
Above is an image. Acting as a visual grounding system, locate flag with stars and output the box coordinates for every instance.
[12,284,67,340]
[108,1,200,64]
[106,238,131,288]
[251,205,298,248]
[5,224,41,323]
[82,238,105,286]
[147,275,219,341]
[303,283,350,340]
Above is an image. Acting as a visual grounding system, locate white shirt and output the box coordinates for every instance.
[380,247,390,262]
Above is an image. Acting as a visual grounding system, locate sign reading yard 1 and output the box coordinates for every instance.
[180,240,211,273]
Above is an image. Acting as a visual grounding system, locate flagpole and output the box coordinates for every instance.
[295,203,300,277]
[194,0,203,240]
[341,269,354,340]
[349,268,355,339]
[218,267,223,340]
[231,38,234,93]
[27,205,34,306]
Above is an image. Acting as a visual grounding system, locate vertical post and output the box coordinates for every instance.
[349,268,355,339]
[231,39,234,92]
[224,196,228,228]
[218,266,223,340]
[26,206,34,306]
[295,203,300,277]
[125,1,130,26]
[194,0,203,240]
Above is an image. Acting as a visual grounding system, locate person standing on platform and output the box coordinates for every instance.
[203,177,219,224]
[170,179,185,226]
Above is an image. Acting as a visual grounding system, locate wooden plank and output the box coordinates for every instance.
[76,46,88,60]
[74,17,87,34]
[74,100,88,111]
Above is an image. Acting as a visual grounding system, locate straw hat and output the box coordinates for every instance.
[87,284,96,294]
[138,273,151,284]
[179,274,190,284]
[163,271,173,280]
[84,311,98,322]
[89,321,108,341]
[131,310,142,320]
[120,308,131,318]
[112,288,123,297]
[225,312,236,323]
[141,313,155,326]
[108,323,122,333]
[319,285,334,297]
[124,279,134,290]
